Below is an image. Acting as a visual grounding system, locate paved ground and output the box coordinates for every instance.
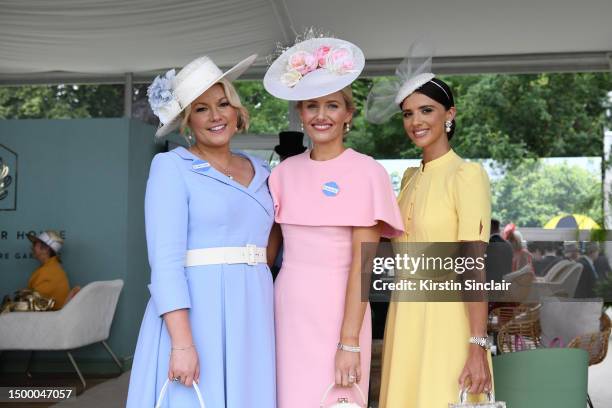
[52,372,129,408]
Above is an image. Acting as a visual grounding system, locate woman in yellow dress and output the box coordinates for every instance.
[375,73,493,407]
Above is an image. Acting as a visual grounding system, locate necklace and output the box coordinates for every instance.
[193,144,234,180]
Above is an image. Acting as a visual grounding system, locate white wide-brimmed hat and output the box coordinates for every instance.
[27,231,64,253]
[264,37,365,101]
[148,54,257,138]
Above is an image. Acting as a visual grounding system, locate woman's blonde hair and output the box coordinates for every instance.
[180,78,249,135]
[339,86,355,113]
[295,85,355,112]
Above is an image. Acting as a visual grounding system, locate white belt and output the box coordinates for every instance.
[185,245,267,267]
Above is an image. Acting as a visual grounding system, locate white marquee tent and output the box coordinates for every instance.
[1,0,611,84]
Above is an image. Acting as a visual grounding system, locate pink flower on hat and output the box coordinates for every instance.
[326,46,355,74]
[289,50,318,75]
[314,45,331,68]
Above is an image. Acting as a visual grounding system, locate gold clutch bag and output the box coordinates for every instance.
[11,289,55,311]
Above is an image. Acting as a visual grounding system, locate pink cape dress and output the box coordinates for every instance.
[268,148,404,408]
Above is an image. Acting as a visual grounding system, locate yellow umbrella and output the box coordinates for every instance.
[544,214,601,229]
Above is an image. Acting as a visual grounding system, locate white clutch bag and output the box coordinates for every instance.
[449,389,506,408]
[320,382,367,408]
[155,379,206,408]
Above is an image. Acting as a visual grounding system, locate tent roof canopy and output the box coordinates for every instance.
[1,0,611,84]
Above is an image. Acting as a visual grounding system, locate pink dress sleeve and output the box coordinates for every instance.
[268,150,404,238]
[367,160,405,238]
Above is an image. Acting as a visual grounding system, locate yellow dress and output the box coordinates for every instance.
[379,149,492,408]
[28,256,70,310]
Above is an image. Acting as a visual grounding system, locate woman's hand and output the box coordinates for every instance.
[458,344,492,395]
[163,309,199,387]
[335,349,361,387]
[168,345,200,387]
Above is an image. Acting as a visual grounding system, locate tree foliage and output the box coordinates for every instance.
[1,74,609,228]
[347,73,611,163]
[0,84,123,119]
[491,160,602,227]
[234,81,288,134]
[1,73,609,164]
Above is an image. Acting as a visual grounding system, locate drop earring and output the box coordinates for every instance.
[344,123,351,133]
[445,120,452,133]
[300,123,304,132]
[183,128,194,146]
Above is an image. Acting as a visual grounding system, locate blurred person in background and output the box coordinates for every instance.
[576,241,601,298]
[563,241,580,262]
[503,224,532,271]
[527,241,544,262]
[594,249,611,280]
[485,219,513,281]
[533,241,562,277]
[26,231,70,310]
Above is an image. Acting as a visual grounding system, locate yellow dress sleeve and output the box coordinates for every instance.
[454,162,491,242]
[400,167,419,191]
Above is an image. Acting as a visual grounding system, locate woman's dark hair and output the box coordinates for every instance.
[414,77,456,140]
[37,240,56,258]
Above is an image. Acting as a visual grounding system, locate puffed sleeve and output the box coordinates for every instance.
[454,162,491,242]
[400,167,418,190]
[145,153,191,316]
[368,161,405,238]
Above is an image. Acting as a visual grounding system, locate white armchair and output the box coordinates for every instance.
[0,279,124,388]
[531,262,583,299]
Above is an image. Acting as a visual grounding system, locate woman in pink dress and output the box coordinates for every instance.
[264,37,404,407]
[504,223,533,271]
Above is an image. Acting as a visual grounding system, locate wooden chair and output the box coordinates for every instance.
[496,304,542,353]
[568,312,611,408]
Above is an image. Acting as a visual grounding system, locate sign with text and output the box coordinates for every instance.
[0,144,17,211]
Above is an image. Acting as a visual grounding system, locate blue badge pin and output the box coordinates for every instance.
[192,160,211,172]
[322,181,340,197]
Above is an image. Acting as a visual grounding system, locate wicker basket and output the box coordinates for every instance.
[568,312,611,365]
[496,306,542,353]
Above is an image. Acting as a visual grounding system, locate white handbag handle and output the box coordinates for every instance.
[155,379,206,408]
[319,382,366,407]
[459,388,495,403]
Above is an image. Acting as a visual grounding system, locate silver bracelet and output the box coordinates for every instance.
[171,344,195,351]
[469,336,492,350]
[337,342,361,353]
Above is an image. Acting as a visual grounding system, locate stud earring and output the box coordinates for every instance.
[344,123,351,133]
[445,120,452,133]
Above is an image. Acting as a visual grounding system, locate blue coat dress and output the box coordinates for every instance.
[127,146,276,407]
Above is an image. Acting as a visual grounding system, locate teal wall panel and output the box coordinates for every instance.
[0,118,163,372]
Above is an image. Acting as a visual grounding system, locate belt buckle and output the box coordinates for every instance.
[246,244,257,266]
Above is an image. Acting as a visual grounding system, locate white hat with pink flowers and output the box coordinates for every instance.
[264,37,365,101]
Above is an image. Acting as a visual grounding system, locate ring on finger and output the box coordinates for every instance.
[172,376,180,382]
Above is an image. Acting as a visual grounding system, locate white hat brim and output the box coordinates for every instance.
[394,72,436,106]
[155,54,258,138]
[264,38,365,101]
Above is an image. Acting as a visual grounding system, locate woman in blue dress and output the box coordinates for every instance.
[127,55,276,407]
